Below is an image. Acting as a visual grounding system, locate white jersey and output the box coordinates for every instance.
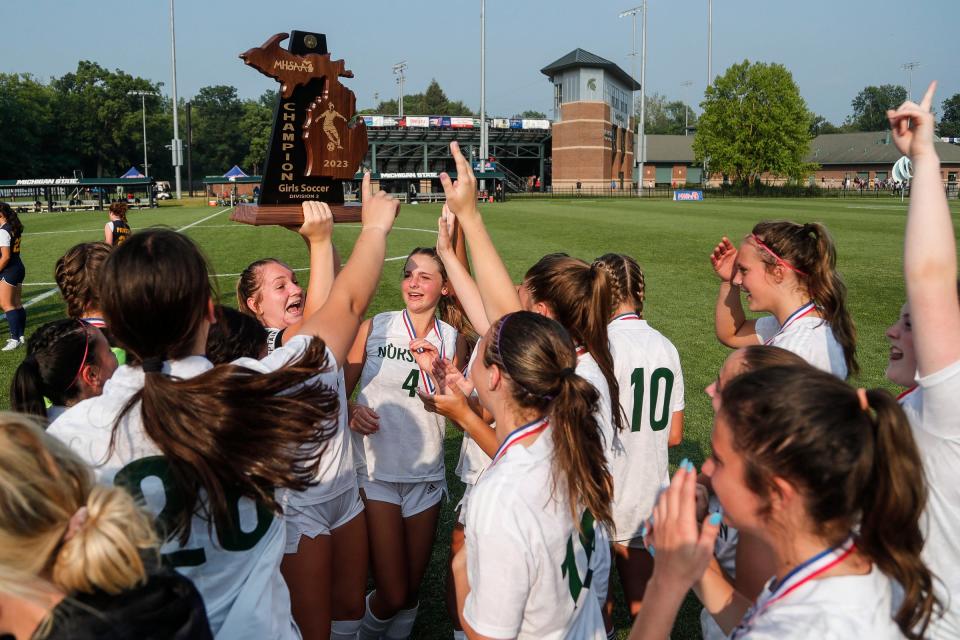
[455,342,494,486]
[899,360,960,639]
[575,349,620,466]
[354,311,458,482]
[48,337,335,640]
[754,303,847,378]
[233,338,355,506]
[731,565,904,639]
[607,314,684,542]
[464,423,609,639]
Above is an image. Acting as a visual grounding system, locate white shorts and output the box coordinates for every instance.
[359,476,446,518]
[455,482,475,527]
[284,484,364,554]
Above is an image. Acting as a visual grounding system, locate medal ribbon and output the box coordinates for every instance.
[613,312,641,322]
[402,310,444,394]
[764,301,817,345]
[731,535,856,638]
[491,417,550,465]
[897,385,919,402]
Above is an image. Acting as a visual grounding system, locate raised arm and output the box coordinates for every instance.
[712,237,759,348]
[292,173,399,364]
[440,141,521,322]
[889,81,960,376]
[437,206,490,335]
[281,201,334,344]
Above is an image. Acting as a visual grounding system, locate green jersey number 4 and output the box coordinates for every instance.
[630,367,674,432]
[401,369,421,397]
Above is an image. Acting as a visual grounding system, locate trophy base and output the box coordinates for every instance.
[231,203,362,226]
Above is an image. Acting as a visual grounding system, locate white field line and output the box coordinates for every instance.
[6,208,233,319]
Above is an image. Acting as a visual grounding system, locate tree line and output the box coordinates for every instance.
[0,61,275,183]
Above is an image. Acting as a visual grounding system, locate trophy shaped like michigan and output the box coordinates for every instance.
[231,31,368,226]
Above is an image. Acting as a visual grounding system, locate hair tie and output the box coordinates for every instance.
[64,322,91,391]
[856,387,869,411]
[63,506,89,543]
[559,367,576,379]
[141,356,164,373]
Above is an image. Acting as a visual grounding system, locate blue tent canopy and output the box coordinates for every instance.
[120,167,145,179]
[223,165,248,179]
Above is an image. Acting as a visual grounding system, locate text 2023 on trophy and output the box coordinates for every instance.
[231,31,368,226]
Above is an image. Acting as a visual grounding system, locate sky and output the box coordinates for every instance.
[0,0,956,124]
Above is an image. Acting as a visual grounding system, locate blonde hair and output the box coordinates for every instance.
[0,413,157,605]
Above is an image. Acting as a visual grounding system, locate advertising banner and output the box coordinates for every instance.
[672,190,704,201]
[406,116,429,127]
[451,117,474,128]
[522,119,550,130]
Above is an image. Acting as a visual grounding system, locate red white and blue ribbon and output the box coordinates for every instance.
[402,309,445,394]
[82,317,106,328]
[576,346,588,359]
[763,301,817,345]
[731,535,857,638]
[613,312,641,322]
[492,416,550,465]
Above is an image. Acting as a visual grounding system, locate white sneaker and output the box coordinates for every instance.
[2,338,20,351]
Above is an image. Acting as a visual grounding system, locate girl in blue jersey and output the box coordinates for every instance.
[0,202,26,351]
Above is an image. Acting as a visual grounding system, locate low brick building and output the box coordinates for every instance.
[643,132,960,189]
[542,49,640,190]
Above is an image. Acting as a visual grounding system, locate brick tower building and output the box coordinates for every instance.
[541,49,640,191]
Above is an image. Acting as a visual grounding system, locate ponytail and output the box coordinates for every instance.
[751,221,858,376]
[10,320,94,417]
[859,389,938,638]
[524,253,624,432]
[720,366,937,638]
[0,414,156,605]
[0,202,24,237]
[115,335,339,545]
[485,312,614,532]
[109,202,128,223]
[102,230,341,544]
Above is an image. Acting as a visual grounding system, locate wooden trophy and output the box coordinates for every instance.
[231,31,369,226]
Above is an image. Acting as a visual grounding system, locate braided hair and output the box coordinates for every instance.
[593,253,646,318]
[10,320,96,417]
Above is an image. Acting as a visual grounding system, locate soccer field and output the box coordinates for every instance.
[3,195,959,638]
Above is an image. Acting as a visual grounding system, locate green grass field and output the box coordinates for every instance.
[2,195,958,639]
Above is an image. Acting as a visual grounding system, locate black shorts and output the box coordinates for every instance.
[0,261,25,286]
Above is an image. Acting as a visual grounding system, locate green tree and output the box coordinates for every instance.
[0,73,57,177]
[693,60,816,187]
[360,79,476,116]
[637,93,696,134]
[847,84,907,131]
[517,110,547,119]
[939,93,960,138]
[809,114,844,136]
[239,90,276,175]
[191,85,245,178]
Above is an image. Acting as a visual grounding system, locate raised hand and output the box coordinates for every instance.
[349,403,380,435]
[437,205,456,257]
[887,81,938,160]
[439,141,479,223]
[433,357,474,396]
[360,171,400,233]
[409,339,440,373]
[298,200,334,243]
[417,381,472,424]
[650,461,721,590]
[710,237,738,282]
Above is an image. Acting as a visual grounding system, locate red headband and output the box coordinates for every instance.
[750,234,808,277]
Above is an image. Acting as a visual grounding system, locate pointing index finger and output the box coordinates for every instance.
[450,141,471,180]
[919,81,937,113]
[362,171,372,202]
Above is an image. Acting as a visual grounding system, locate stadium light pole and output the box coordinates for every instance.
[902,61,920,101]
[479,0,488,190]
[169,0,182,199]
[128,90,159,177]
[680,80,693,135]
[707,0,713,87]
[620,5,644,196]
[393,62,407,118]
